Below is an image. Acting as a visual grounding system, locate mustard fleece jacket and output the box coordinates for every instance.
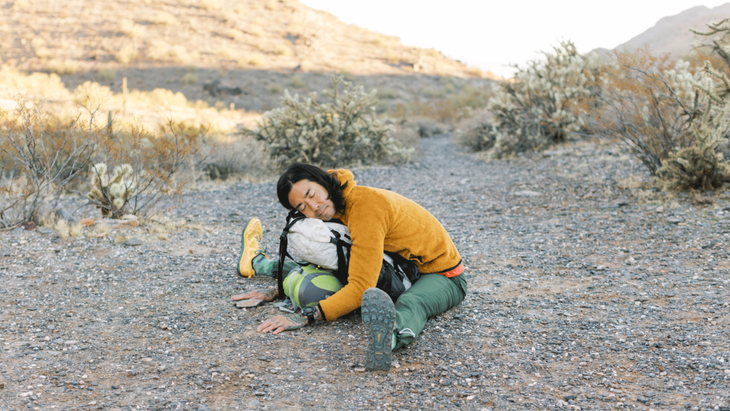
[318,169,462,321]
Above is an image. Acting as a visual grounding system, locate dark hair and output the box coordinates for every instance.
[276,163,347,214]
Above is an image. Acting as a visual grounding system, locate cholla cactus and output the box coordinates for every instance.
[247,73,410,169]
[87,163,136,218]
[466,41,599,158]
[657,63,730,190]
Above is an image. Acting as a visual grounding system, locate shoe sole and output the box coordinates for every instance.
[237,218,262,277]
[362,288,395,371]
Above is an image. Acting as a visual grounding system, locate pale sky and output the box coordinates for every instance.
[300,0,730,77]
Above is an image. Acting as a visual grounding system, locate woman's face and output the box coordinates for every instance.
[288,179,336,221]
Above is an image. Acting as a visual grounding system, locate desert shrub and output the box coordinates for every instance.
[46,59,80,75]
[87,163,135,218]
[290,76,306,89]
[591,49,699,175]
[198,0,220,11]
[97,68,116,82]
[406,116,450,138]
[271,44,292,56]
[266,82,283,94]
[237,53,266,67]
[181,72,198,85]
[248,26,265,37]
[115,44,138,64]
[656,63,730,190]
[393,82,492,123]
[469,41,599,158]
[0,100,97,227]
[145,42,196,64]
[454,109,493,151]
[200,136,274,181]
[150,11,178,26]
[118,19,146,39]
[247,73,410,170]
[87,120,203,217]
[224,29,245,41]
[691,18,730,72]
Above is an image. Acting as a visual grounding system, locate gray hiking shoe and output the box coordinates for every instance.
[361,288,395,371]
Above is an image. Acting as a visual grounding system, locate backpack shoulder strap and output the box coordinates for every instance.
[277,210,306,300]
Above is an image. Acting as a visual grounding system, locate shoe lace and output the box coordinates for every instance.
[254,237,268,256]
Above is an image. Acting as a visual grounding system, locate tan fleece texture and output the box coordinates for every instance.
[318,169,462,321]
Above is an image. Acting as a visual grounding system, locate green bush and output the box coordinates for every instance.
[247,73,410,169]
[656,63,730,190]
[464,42,599,158]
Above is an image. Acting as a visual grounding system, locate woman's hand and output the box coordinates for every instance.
[231,286,278,302]
[257,313,308,334]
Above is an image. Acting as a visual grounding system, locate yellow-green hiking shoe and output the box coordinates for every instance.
[237,218,266,278]
[362,288,395,371]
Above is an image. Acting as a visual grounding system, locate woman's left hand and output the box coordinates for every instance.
[257,313,308,334]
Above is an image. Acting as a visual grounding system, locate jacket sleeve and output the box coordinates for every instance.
[318,201,389,320]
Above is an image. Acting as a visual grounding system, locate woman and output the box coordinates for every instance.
[233,163,467,371]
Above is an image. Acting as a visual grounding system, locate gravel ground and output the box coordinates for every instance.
[1,135,730,411]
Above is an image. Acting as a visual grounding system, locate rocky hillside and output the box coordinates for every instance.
[0,0,489,114]
[612,3,730,57]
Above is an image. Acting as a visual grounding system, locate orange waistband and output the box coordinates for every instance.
[440,263,464,278]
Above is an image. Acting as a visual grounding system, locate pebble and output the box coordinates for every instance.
[123,238,143,246]
[1,135,729,410]
[36,227,55,234]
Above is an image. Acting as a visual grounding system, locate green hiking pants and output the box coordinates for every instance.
[254,255,468,349]
[393,273,467,349]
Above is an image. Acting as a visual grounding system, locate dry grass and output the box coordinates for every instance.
[223,29,245,41]
[168,45,196,65]
[247,26,265,37]
[96,68,116,81]
[271,44,292,56]
[91,222,111,238]
[289,75,305,89]
[237,53,266,67]
[53,219,70,239]
[146,40,170,61]
[46,59,80,75]
[197,0,220,11]
[69,222,83,237]
[118,19,146,39]
[215,45,236,59]
[181,72,198,85]
[115,44,138,64]
[150,11,178,26]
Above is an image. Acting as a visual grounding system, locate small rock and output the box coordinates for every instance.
[667,217,684,224]
[124,238,143,247]
[0,381,5,389]
[63,340,79,346]
[9,227,25,236]
[55,208,76,223]
[253,391,266,396]
[159,324,168,330]
[36,227,55,235]
[513,190,541,197]
[21,222,36,231]
[80,218,95,227]
[121,214,138,220]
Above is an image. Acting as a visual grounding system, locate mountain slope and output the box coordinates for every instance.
[0,0,489,115]
[612,3,730,57]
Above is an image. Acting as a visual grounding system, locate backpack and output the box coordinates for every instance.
[276,210,420,304]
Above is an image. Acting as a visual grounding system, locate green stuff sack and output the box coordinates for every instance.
[283,264,343,309]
